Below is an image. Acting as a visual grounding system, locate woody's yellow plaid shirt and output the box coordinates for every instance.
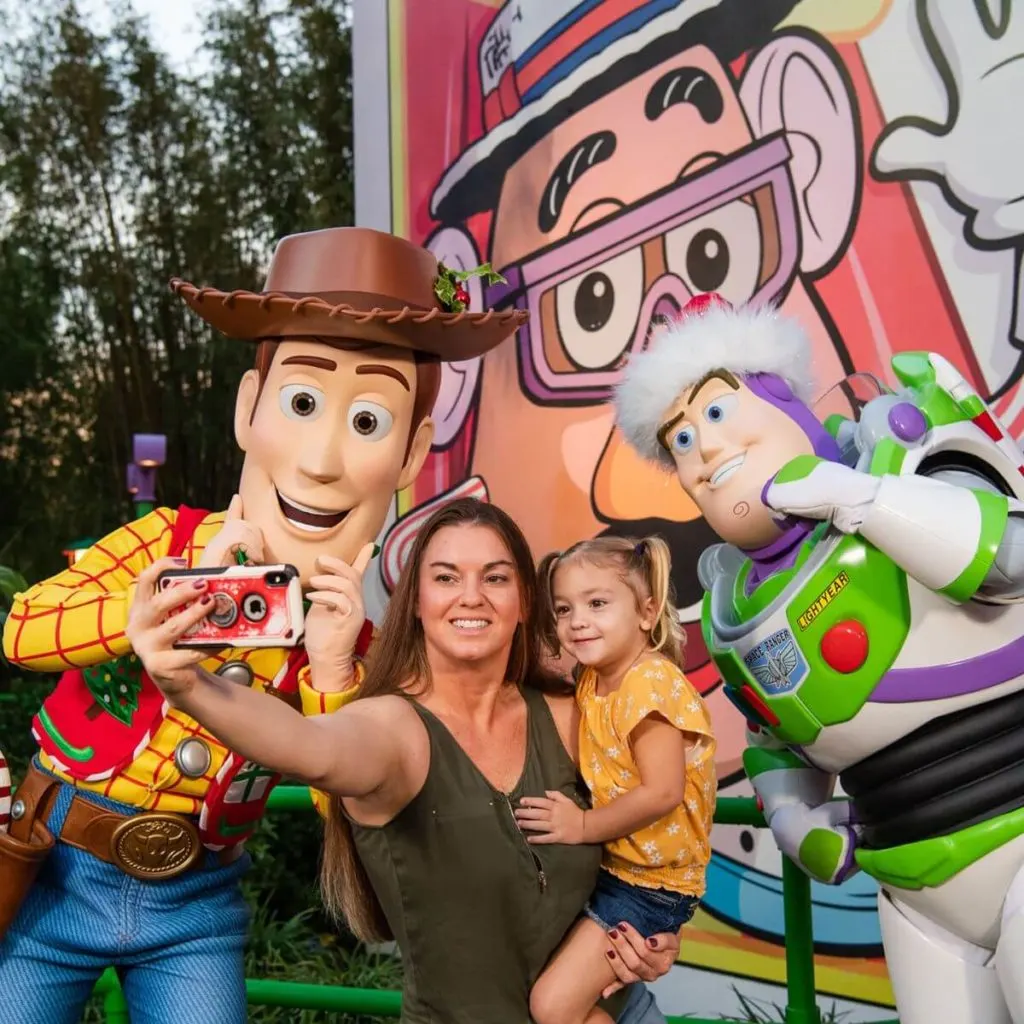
[3,507,358,813]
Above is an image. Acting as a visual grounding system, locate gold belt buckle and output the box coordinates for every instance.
[109,813,202,881]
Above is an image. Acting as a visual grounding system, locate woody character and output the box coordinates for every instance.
[0,227,523,1024]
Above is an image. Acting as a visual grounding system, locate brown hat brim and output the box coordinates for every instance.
[170,279,528,362]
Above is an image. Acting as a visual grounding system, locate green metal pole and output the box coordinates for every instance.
[246,979,403,1014]
[134,500,155,518]
[712,796,766,826]
[266,785,315,812]
[781,856,822,1024]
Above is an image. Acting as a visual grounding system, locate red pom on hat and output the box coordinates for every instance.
[682,292,732,317]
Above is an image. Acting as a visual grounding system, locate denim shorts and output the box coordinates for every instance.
[584,869,699,937]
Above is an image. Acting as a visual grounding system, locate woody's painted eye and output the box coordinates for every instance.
[280,384,325,421]
[349,401,393,441]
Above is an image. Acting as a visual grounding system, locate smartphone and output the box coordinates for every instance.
[157,564,304,649]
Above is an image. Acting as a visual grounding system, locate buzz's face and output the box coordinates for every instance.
[657,370,813,549]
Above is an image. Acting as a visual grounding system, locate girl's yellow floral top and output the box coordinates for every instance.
[577,653,717,896]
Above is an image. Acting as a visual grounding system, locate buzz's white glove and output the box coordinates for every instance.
[764,456,881,534]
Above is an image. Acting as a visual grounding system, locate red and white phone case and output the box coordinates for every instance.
[157,564,305,649]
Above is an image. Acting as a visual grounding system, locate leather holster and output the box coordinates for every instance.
[0,765,58,940]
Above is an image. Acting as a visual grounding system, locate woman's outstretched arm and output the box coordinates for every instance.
[125,557,418,798]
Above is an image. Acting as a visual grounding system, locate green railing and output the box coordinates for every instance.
[91,789,898,1024]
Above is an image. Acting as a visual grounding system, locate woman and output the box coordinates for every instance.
[127,498,680,1023]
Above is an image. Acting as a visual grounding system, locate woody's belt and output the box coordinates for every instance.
[11,763,242,881]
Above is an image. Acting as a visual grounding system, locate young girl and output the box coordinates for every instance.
[517,536,717,1024]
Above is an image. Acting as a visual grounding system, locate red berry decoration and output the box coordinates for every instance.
[453,285,469,309]
[683,292,731,317]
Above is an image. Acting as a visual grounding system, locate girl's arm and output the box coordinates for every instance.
[125,557,421,801]
[516,714,691,844]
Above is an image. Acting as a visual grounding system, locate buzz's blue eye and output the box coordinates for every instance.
[704,393,738,424]
[671,426,695,453]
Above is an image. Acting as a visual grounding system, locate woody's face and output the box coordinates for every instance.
[234,340,432,584]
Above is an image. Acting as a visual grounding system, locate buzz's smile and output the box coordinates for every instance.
[707,453,746,490]
[276,490,350,533]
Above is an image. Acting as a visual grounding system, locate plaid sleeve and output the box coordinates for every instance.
[298,661,365,820]
[1,509,176,672]
[297,660,365,716]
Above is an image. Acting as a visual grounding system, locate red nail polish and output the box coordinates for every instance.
[200,595,213,605]
[647,937,658,949]
[606,950,616,959]
[608,929,619,939]
[192,580,206,589]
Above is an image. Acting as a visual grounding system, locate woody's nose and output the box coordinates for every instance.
[593,427,701,523]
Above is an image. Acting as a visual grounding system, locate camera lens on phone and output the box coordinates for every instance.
[209,593,238,628]
[242,593,268,622]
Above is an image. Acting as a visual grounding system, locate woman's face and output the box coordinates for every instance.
[416,524,524,671]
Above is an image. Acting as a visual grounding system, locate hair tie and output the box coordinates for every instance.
[634,540,647,558]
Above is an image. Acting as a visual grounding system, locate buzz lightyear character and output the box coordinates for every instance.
[614,292,1024,1024]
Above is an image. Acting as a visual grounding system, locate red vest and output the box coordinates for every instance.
[32,505,372,848]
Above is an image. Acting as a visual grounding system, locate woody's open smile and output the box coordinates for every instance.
[275,489,350,533]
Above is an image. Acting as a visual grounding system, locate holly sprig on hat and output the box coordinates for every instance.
[435,261,505,314]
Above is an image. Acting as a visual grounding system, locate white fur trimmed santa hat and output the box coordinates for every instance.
[614,293,816,469]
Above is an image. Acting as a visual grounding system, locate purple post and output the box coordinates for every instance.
[128,433,166,516]
[133,433,167,469]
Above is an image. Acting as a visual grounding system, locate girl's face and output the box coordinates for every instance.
[552,561,653,670]
[416,524,524,671]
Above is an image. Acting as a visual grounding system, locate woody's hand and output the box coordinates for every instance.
[200,494,265,568]
[305,543,374,692]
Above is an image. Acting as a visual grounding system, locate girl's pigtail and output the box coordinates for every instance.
[642,536,686,667]
[536,551,564,658]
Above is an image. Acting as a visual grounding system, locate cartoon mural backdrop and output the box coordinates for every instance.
[352,0,1023,1018]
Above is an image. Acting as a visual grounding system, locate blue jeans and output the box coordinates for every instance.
[617,982,667,1023]
[586,870,699,938]
[0,776,251,1024]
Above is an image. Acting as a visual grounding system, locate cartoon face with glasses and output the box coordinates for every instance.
[486,135,799,406]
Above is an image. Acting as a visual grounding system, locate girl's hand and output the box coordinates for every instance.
[304,544,374,690]
[200,494,265,568]
[515,791,586,844]
[125,557,214,701]
[602,922,681,997]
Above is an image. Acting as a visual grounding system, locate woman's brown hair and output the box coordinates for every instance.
[321,497,566,941]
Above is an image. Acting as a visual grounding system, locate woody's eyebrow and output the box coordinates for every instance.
[281,355,337,371]
[355,364,410,391]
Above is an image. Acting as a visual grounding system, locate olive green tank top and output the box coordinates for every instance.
[351,686,628,1023]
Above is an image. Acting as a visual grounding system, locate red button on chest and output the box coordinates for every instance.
[820,620,869,673]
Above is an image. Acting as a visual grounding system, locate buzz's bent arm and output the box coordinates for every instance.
[857,468,1024,602]
[744,730,859,885]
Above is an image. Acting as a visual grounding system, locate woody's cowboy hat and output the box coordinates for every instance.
[170,227,527,361]
[431,0,801,222]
